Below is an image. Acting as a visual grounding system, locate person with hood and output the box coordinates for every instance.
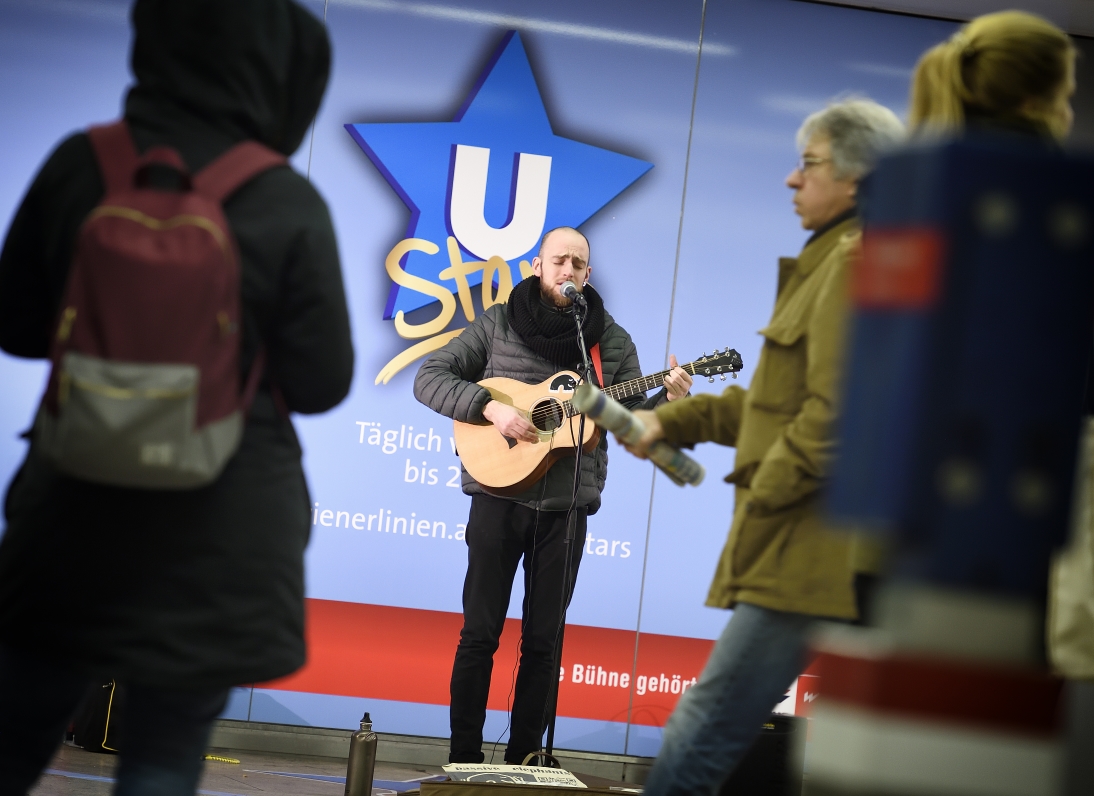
[414,226,692,764]
[0,1,352,793]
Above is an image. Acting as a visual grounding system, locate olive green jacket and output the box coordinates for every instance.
[656,217,859,619]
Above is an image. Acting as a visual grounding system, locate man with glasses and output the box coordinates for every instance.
[618,99,904,796]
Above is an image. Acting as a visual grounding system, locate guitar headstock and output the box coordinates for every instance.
[689,348,744,383]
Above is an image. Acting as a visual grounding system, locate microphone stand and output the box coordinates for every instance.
[544,291,591,756]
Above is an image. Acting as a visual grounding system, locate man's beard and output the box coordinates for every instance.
[539,284,571,309]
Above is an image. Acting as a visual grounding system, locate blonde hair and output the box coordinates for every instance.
[909,11,1074,139]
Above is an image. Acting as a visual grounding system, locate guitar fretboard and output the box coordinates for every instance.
[604,362,702,401]
[559,361,705,418]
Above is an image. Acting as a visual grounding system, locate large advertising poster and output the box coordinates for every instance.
[0,0,953,756]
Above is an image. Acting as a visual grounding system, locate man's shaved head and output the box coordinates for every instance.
[532,226,592,307]
[538,226,590,262]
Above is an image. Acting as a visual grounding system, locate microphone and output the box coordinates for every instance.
[560,281,587,306]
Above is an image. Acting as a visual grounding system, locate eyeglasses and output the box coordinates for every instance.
[795,156,832,173]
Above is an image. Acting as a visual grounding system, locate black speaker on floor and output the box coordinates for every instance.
[717,714,805,796]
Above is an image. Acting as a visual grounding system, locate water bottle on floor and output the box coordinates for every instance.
[345,712,378,796]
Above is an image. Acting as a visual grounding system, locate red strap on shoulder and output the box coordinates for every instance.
[590,343,604,387]
[86,121,139,194]
[192,141,288,203]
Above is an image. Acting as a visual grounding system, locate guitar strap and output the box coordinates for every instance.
[590,343,604,387]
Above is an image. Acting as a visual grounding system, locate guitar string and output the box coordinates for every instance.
[527,364,693,424]
[524,358,738,428]
[528,366,703,425]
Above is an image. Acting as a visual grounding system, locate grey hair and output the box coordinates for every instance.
[797,99,905,180]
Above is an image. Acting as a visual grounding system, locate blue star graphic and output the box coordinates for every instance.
[347,31,653,319]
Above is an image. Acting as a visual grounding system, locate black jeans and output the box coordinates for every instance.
[0,644,229,796]
[450,494,587,763]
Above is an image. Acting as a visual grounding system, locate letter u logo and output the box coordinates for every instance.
[448,144,551,262]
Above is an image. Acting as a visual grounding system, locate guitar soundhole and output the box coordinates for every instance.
[530,398,565,433]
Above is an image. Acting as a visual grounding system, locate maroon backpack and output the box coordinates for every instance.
[35,120,286,489]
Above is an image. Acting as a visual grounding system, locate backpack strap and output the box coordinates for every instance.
[590,343,604,387]
[86,121,140,194]
[240,348,289,418]
[192,144,286,413]
[241,348,267,413]
[86,122,284,200]
[193,141,288,203]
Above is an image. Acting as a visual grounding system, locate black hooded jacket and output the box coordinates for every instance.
[0,0,352,688]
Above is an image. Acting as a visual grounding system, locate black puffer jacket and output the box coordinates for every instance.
[414,300,664,514]
[0,0,352,688]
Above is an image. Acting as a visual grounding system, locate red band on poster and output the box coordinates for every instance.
[262,598,717,727]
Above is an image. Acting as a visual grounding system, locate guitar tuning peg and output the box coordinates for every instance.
[702,352,707,359]
[720,373,727,381]
[712,348,720,355]
[732,373,738,379]
[708,376,714,383]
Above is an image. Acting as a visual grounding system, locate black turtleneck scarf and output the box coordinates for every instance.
[805,205,857,248]
[507,276,606,367]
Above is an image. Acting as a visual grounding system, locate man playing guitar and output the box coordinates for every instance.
[414,226,691,764]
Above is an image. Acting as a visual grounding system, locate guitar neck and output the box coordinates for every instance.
[604,362,700,401]
[561,362,702,417]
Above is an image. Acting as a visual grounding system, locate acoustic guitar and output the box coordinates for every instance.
[453,349,744,495]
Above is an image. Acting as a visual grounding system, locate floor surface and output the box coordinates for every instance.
[30,743,446,796]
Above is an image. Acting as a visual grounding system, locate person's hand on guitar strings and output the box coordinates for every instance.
[617,409,665,459]
[483,400,539,443]
[664,354,692,401]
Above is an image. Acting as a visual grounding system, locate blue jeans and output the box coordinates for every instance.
[0,645,228,796]
[643,603,814,796]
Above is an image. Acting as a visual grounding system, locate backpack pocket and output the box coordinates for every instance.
[37,352,240,489]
